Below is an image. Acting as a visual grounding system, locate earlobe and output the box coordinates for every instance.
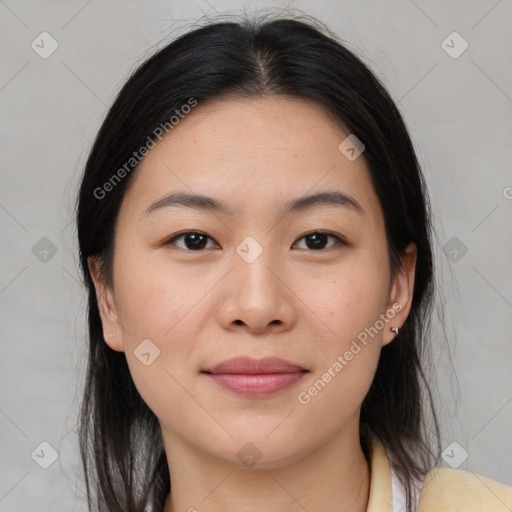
[87,256,125,352]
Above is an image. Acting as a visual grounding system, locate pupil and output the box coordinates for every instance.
[186,233,206,250]
[307,233,327,250]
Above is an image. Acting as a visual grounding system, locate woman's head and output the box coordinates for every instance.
[77,13,439,512]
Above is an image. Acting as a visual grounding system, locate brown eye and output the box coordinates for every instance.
[164,231,217,251]
[293,232,345,251]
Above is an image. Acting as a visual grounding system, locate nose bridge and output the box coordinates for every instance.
[234,234,281,295]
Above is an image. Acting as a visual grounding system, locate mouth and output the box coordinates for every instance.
[201,356,309,398]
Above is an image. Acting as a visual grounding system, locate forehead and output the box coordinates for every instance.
[119,96,382,224]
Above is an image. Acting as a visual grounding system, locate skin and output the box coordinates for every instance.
[89,96,416,512]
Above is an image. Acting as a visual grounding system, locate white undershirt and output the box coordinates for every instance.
[390,459,423,512]
[391,464,408,511]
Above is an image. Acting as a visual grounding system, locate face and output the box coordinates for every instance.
[89,96,416,469]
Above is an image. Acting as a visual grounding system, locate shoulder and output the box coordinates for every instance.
[418,466,512,511]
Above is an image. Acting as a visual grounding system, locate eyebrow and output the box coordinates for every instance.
[145,190,365,217]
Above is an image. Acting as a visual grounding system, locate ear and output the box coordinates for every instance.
[382,242,417,347]
[87,256,125,352]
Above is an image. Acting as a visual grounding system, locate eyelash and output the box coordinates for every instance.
[162,230,347,252]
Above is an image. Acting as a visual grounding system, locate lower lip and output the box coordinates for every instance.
[203,371,307,398]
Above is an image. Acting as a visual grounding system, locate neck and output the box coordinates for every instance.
[162,425,371,512]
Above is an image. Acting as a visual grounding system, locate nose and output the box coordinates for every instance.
[217,248,297,335]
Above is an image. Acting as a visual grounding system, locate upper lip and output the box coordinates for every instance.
[202,356,308,374]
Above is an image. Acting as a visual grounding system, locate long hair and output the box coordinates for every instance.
[76,11,441,512]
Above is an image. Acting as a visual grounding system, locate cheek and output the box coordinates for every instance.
[112,252,205,418]
[297,255,388,404]
[301,255,389,344]
[113,249,205,340]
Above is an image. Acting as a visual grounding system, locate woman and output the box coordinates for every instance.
[75,12,512,512]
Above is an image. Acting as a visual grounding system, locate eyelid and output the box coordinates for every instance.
[293,230,347,250]
[162,230,347,251]
[163,230,219,249]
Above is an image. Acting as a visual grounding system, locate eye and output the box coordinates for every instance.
[163,230,345,251]
[293,231,346,251]
[164,231,218,251]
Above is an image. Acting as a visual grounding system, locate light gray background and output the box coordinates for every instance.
[1,0,511,510]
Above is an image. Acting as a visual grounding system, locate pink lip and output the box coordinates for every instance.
[202,357,308,398]
[203,356,307,374]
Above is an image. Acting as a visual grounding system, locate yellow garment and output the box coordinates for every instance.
[367,437,512,511]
